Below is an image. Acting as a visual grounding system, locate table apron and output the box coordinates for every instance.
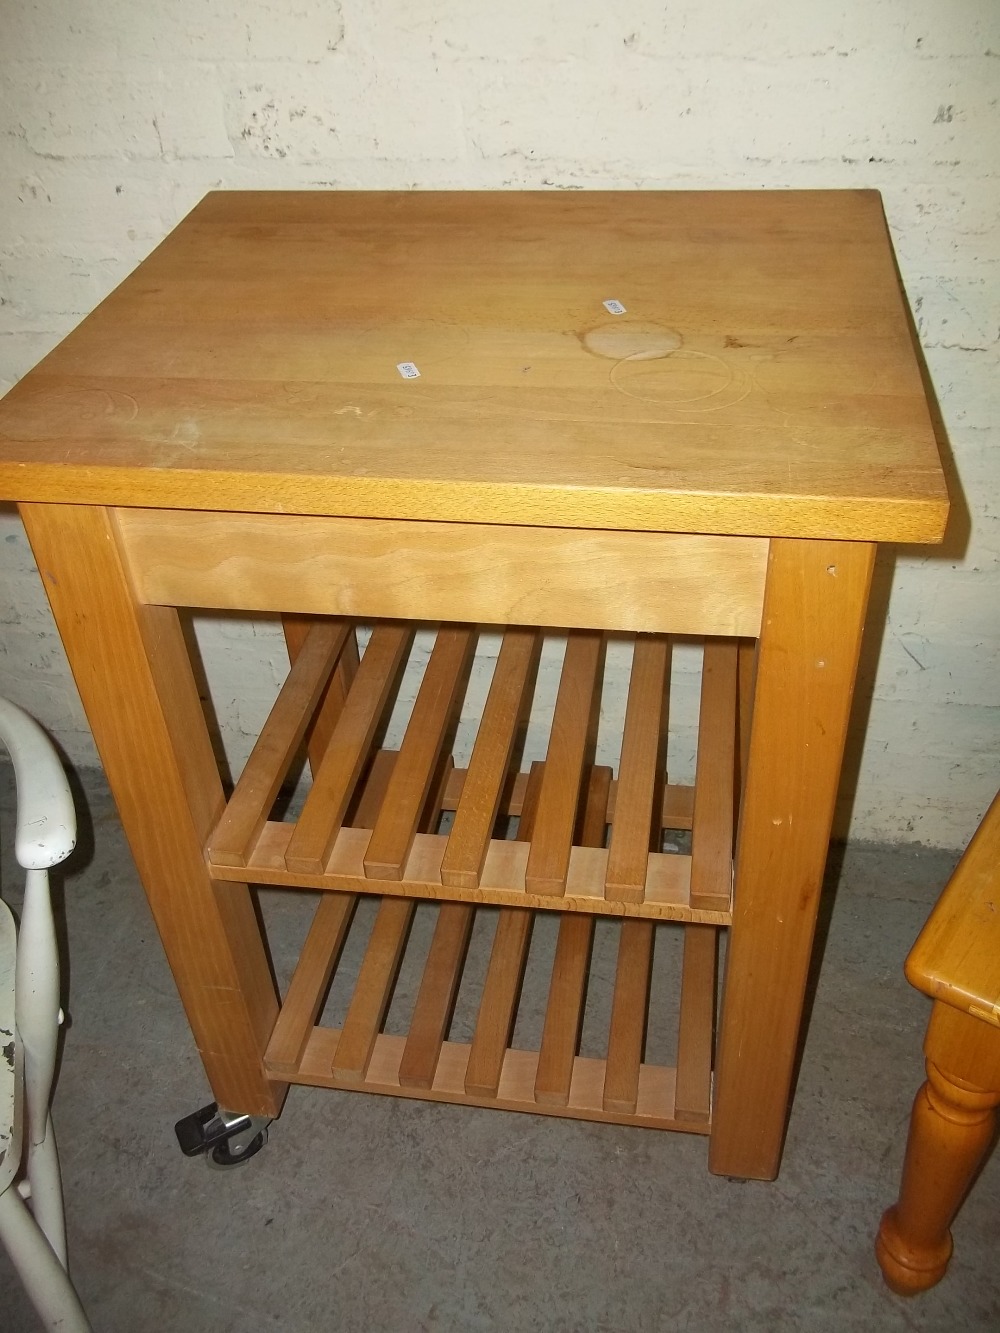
[114,508,768,637]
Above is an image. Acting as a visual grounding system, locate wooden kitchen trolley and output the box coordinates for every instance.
[0,190,948,1179]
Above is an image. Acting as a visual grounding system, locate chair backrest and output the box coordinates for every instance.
[0,697,76,872]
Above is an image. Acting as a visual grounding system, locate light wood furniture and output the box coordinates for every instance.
[876,789,1000,1294]
[0,191,948,1180]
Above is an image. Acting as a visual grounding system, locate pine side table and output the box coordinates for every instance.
[0,190,948,1180]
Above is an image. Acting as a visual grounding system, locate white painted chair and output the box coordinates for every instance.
[0,698,90,1331]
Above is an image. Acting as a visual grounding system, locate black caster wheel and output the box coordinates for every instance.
[208,1126,268,1168]
[175,1101,271,1168]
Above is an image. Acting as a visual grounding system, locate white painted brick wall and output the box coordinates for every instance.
[1,1,997,846]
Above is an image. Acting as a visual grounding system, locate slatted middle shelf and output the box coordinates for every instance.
[205,619,738,925]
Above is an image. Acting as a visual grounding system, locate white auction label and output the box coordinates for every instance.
[396,362,421,378]
[602,299,627,315]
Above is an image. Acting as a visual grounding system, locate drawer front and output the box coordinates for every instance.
[116,509,767,638]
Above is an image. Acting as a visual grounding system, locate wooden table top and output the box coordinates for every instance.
[0,189,947,542]
[906,789,1000,1018]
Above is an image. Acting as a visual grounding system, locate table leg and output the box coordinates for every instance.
[21,503,283,1117]
[876,1003,1000,1295]
[709,538,875,1179]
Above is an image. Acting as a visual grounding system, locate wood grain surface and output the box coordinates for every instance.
[905,788,1000,1018]
[117,509,768,638]
[0,191,947,542]
[709,538,875,1178]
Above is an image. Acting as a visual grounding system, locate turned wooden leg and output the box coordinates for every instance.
[876,1003,1000,1295]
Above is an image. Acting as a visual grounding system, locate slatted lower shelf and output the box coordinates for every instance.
[263,892,717,1135]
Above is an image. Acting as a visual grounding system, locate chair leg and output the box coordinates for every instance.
[876,1003,1000,1295]
[27,1113,68,1266]
[16,864,70,1265]
[0,1185,90,1332]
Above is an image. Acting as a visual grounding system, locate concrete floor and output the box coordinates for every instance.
[1,766,997,1332]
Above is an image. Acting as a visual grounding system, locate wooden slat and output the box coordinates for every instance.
[660,784,694,831]
[284,623,412,874]
[438,761,692,831]
[535,764,608,1104]
[423,754,455,840]
[266,893,357,1076]
[575,764,612,848]
[283,615,360,775]
[364,626,475,880]
[348,749,397,829]
[353,745,449,846]
[607,780,694,831]
[441,627,541,888]
[674,924,717,1123]
[605,635,670,903]
[465,908,533,1098]
[398,903,475,1089]
[516,761,544,841]
[440,762,514,815]
[209,619,351,867]
[661,783,693,826]
[533,918,595,1107]
[690,640,739,911]
[331,896,415,1086]
[525,632,605,895]
[603,920,655,1114]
